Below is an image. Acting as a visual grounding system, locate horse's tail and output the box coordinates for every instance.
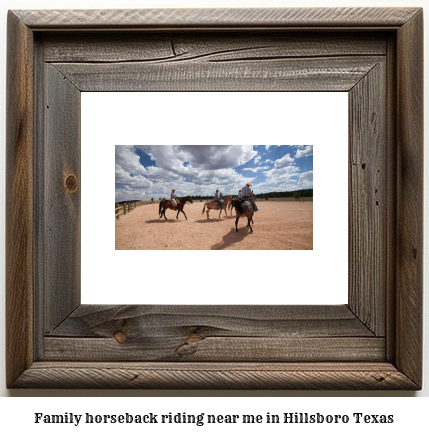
[234,200,244,215]
[202,204,206,214]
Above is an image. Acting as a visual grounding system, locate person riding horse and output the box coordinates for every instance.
[214,189,223,211]
[170,189,178,210]
[241,183,259,212]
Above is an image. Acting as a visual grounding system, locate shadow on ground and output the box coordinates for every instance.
[211,227,253,250]
[145,219,182,224]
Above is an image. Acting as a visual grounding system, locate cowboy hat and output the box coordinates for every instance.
[171,189,175,191]
[246,183,253,187]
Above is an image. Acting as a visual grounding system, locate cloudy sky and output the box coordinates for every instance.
[115,145,313,202]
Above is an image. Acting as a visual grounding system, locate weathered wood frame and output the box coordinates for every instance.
[6,8,423,389]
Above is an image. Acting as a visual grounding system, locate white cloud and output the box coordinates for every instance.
[254,164,302,193]
[242,166,270,173]
[254,155,261,164]
[140,145,257,173]
[115,145,311,201]
[115,165,153,190]
[295,145,313,158]
[274,153,294,169]
[297,171,313,188]
[115,145,147,175]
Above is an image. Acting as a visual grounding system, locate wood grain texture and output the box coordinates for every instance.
[43,64,81,333]
[52,56,383,92]
[42,33,388,63]
[14,8,421,29]
[48,305,375,338]
[11,362,419,390]
[348,62,386,336]
[384,34,399,364]
[5,11,34,388]
[44,337,385,362]
[44,305,380,362]
[395,9,423,387]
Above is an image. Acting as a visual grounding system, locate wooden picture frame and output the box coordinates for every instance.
[6,7,423,389]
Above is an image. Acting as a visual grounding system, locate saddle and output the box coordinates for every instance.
[239,198,254,212]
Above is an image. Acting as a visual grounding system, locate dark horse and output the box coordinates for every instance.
[159,196,193,220]
[231,199,254,232]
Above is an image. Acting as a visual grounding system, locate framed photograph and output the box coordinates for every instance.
[6,7,423,389]
[83,91,347,306]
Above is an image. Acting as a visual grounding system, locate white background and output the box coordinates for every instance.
[82,92,348,305]
[0,0,427,419]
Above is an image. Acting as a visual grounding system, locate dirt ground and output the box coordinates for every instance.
[115,201,313,250]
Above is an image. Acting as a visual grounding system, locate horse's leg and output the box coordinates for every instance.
[248,217,253,232]
[176,210,179,219]
[235,215,239,231]
[164,209,168,220]
[182,210,187,220]
[207,208,210,219]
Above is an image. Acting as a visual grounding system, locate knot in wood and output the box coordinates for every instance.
[65,174,78,193]
[186,333,203,344]
[114,331,128,343]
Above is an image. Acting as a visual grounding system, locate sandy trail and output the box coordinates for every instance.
[115,201,313,250]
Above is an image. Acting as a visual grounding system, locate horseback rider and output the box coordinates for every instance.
[238,189,243,199]
[214,189,223,210]
[241,182,259,212]
[170,189,178,210]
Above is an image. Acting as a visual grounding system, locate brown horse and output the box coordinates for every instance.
[159,195,193,220]
[229,193,255,213]
[202,194,232,219]
[231,199,254,232]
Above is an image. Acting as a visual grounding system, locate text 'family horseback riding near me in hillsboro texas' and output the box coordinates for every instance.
[33,411,394,426]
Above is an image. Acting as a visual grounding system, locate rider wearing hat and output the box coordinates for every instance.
[170,189,178,210]
[241,182,259,212]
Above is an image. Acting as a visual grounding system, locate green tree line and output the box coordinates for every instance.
[254,189,313,199]
[117,189,313,203]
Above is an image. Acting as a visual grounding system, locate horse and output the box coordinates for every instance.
[202,194,232,219]
[231,198,254,232]
[229,192,255,213]
[159,195,193,220]
[228,201,234,214]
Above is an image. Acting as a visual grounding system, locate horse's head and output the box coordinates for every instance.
[187,196,193,204]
